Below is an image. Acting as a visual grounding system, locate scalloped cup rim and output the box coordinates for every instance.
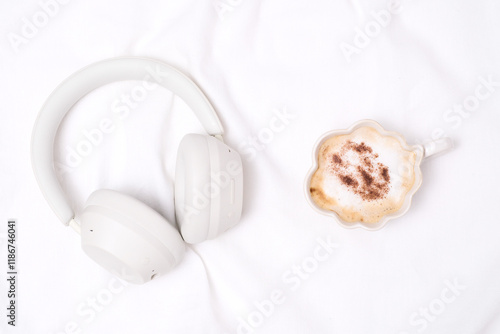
[304,119,424,231]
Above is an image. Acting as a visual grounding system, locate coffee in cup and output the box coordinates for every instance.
[305,120,452,229]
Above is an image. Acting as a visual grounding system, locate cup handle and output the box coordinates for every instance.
[422,138,454,159]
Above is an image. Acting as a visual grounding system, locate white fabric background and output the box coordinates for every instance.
[1,0,500,333]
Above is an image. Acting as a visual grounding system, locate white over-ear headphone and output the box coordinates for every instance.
[31,57,244,284]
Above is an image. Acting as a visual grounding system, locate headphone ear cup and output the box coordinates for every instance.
[175,134,243,244]
[78,189,185,284]
[175,134,211,243]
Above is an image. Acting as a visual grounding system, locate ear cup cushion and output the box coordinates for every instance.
[175,134,212,244]
[175,134,243,244]
[79,189,185,284]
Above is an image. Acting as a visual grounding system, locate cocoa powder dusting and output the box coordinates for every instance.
[329,141,391,201]
[340,175,358,187]
[358,167,374,186]
[351,142,372,154]
[381,166,390,182]
[363,157,373,168]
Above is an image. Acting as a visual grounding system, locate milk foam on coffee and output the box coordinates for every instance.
[309,126,417,223]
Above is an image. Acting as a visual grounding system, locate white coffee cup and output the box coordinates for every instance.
[304,119,453,230]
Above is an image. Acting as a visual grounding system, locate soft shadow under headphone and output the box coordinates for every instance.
[31,57,244,284]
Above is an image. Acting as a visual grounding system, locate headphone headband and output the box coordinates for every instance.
[31,57,224,225]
